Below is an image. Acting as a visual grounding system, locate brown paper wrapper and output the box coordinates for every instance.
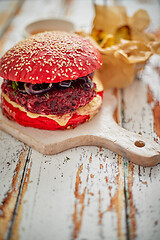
[78,5,160,89]
[95,54,136,89]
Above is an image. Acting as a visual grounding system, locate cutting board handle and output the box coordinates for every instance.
[90,121,160,167]
[45,122,160,167]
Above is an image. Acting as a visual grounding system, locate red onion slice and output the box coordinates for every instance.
[24,83,31,94]
[14,71,94,95]
[59,80,71,88]
[28,83,54,95]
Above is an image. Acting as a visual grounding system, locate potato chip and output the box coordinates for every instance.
[149,41,160,54]
[91,28,107,44]
[114,40,153,64]
[114,25,131,44]
[100,34,114,48]
[76,5,160,89]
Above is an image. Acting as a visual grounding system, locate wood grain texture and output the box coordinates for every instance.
[123,59,160,239]
[0,2,30,239]
[0,0,160,240]
[10,147,127,240]
[0,137,29,240]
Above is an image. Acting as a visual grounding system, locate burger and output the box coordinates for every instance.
[0,31,103,130]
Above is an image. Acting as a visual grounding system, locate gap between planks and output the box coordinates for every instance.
[121,88,137,240]
[6,148,32,240]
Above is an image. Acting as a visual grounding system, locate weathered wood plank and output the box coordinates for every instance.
[0,137,30,240]
[6,1,127,239]
[5,4,127,237]
[0,1,74,239]
[0,1,160,240]
[121,2,160,238]
[123,56,160,239]
[68,0,94,32]
[0,0,25,39]
[11,147,127,240]
[0,2,31,239]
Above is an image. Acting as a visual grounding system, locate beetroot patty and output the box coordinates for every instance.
[1,77,96,116]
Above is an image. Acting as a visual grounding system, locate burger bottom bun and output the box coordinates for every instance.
[1,92,103,130]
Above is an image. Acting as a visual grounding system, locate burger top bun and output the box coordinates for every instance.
[0,31,102,84]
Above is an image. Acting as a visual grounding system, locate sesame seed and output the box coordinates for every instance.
[0,31,101,82]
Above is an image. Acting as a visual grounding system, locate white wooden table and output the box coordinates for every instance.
[0,0,160,240]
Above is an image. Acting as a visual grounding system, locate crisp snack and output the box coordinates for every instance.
[89,5,160,89]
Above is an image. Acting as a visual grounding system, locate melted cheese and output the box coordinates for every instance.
[93,75,104,92]
[77,94,102,116]
[2,92,102,126]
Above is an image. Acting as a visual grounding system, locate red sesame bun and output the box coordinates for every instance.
[0,31,102,84]
[0,31,103,130]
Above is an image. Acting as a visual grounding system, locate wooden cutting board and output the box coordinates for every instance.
[0,90,160,167]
